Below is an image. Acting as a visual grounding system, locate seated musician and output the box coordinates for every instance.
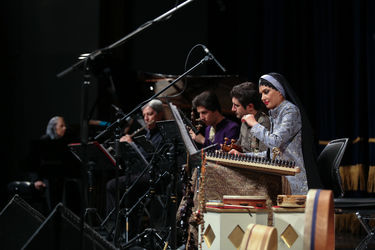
[177,91,240,248]
[119,99,164,156]
[105,99,166,236]
[188,90,240,150]
[241,73,322,194]
[37,116,68,197]
[27,116,80,214]
[229,81,270,154]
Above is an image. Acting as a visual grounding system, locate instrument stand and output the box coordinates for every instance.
[83,160,105,229]
[111,112,129,247]
[76,58,94,250]
[165,139,179,249]
[68,140,119,239]
[120,170,173,250]
[155,120,187,249]
[101,160,150,234]
[101,139,164,246]
[121,228,170,250]
[119,154,164,244]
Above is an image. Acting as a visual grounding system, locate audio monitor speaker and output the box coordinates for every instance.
[22,203,118,250]
[0,194,45,250]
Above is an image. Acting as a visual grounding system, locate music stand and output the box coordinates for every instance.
[155,120,180,143]
[99,141,156,244]
[69,141,116,171]
[118,142,150,175]
[132,135,155,155]
[167,102,220,248]
[68,141,117,229]
[167,103,200,156]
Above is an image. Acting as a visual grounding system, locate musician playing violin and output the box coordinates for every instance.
[189,90,240,150]
[229,82,270,154]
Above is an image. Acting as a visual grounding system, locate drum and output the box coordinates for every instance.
[303,189,334,250]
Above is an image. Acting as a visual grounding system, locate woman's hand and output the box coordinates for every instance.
[228,149,243,156]
[242,114,258,127]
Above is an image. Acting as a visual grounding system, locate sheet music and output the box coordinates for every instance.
[168,102,199,156]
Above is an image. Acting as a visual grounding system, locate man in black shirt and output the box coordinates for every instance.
[105,99,167,238]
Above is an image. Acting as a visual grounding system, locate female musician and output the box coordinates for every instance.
[242,73,322,194]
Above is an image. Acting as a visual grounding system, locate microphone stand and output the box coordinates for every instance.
[94,55,212,142]
[56,0,197,79]
[95,55,212,248]
[55,1,197,249]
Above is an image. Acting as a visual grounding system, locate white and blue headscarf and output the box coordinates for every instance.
[259,74,286,98]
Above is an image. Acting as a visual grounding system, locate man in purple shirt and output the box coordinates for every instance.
[189,90,240,150]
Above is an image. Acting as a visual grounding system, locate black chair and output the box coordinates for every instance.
[317,138,375,250]
[7,181,51,215]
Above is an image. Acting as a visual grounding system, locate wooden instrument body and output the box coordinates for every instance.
[303,189,334,250]
[223,195,267,208]
[277,195,307,208]
[221,137,243,153]
[239,224,278,250]
[205,151,300,176]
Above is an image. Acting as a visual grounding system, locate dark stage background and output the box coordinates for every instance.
[2,0,375,210]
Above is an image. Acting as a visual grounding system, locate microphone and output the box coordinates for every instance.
[111,104,137,128]
[201,45,227,73]
[111,104,124,115]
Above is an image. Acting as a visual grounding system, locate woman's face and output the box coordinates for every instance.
[55,117,66,137]
[259,85,284,110]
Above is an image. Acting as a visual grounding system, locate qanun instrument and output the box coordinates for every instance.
[205,151,300,176]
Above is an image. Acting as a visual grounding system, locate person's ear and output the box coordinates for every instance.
[246,103,254,112]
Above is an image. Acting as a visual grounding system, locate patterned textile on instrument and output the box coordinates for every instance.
[177,161,283,248]
[204,161,282,206]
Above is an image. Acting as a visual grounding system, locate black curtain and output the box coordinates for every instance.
[97,0,375,195]
[4,0,374,210]
[311,1,375,195]
[205,0,375,195]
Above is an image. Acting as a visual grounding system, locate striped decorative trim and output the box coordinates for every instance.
[318,140,330,145]
[310,189,321,250]
[319,137,375,145]
[245,224,256,248]
[304,189,334,250]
